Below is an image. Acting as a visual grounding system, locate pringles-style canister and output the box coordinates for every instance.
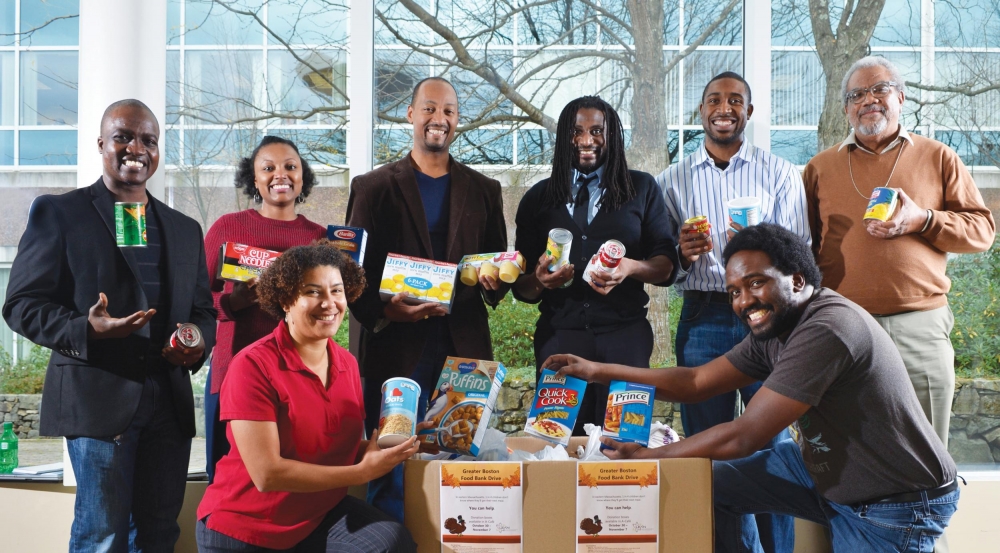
[378,377,422,448]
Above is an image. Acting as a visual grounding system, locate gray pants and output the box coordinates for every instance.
[872,304,955,553]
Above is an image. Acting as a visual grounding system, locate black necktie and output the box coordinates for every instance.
[573,174,595,231]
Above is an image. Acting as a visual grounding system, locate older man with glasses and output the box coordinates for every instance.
[802,58,994,550]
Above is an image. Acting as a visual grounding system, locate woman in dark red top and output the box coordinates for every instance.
[203,136,327,481]
[197,241,418,552]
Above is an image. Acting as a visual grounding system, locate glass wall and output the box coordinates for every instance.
[0,0,79,166]
[165,0,349,169]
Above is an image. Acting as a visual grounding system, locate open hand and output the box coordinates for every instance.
[87,293,155,340]
[599,437,644,460]
[540,353,601,383]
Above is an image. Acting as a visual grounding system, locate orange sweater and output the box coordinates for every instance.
[803,133,995,315]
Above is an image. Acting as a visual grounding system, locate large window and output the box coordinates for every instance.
[165,0,349,169]
[373,1,743,170]
[0,0,79,166]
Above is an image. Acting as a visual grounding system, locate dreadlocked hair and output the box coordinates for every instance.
[543,96,635,211]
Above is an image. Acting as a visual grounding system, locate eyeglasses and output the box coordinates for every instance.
[845,81,898,104]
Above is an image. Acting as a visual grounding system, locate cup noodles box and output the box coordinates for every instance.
[457,251,527,286]
[602,380,656,447]
[217,242,282,282]
[417,356,507,456]
[326,225,368,264]
[379,254,459,313]
[524,369,588,446]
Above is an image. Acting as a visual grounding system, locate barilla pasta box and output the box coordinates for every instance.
[327,225,368,264]
[417,356,507,456]
[217,242,282,282]
[524,369,587,446]
[602,380,656,447]
[379,254,459,313]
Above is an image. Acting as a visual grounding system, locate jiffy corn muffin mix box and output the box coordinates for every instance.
[417,356,507,456]
[378,253,459,313]
[602,380,655,447]
[524,369,587,446]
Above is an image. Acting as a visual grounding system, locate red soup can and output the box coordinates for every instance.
[169,323,203,349]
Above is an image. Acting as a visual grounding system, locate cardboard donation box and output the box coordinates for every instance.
[404,436,714,552]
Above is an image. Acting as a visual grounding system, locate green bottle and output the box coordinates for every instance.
[0,421,18,474]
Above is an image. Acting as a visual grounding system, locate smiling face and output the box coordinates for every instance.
[253,142,303,207]
[700,78,752,147]
[845,65,903,138]
[571,108,607,173]
[98,106,160,191]
[283,265,347,344]
[725,250,806,341]
[407,80,459,154]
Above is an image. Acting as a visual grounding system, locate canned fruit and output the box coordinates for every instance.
[546,228,573,272]
[115,203,147,247]
[378,377,421,449]
[863,187,899,222]
[684,215,712,235]
[457,251,526,286]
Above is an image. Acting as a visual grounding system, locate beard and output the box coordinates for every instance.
[705,119,746,146]
[853,106,891,136]
[572,148,606,173]
[741,298,800,342]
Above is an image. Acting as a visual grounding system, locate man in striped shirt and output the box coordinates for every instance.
[655,72,809,553]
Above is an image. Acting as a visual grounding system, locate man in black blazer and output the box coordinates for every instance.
[3,99,216,552]
[345,77,508,521]
[513,96,678,433]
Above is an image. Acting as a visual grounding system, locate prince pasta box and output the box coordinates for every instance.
[603,380,655,447]
[524,369,587,446]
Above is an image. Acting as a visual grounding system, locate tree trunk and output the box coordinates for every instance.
[808,0,887,151]
[626,0,672,364]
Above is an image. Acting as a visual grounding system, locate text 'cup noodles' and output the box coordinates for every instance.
[727,197,762,230]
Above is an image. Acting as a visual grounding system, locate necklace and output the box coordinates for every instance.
[848,140,905,200]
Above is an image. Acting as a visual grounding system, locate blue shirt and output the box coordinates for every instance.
[566,164,605,224]
[414,170,451,261]
[656,140,811,293]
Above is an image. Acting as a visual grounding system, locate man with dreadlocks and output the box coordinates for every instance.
[513,96,679,432]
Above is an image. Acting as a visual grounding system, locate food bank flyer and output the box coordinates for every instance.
[440,462,523,553]
[576,461,659,552]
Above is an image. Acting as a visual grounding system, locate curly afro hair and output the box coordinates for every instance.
[722,223,823,287]
[256,239,366,320]
[234,135,318,202]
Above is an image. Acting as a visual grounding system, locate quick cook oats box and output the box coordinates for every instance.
[326,225,368,264]
[217,242,282,282]
[379,253,459,313]
[524,369,588,446]
[417,356,507,456]
[602,380,656,447]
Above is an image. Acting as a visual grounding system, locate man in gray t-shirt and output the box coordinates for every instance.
[544,223,958,553]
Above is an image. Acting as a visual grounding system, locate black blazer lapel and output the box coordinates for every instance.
[445,157,470,263]
[90,178,146,301]
[394,156,434,259]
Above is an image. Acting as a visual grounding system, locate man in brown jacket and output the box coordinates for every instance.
[803,56,995,458]
[345,77,508,522]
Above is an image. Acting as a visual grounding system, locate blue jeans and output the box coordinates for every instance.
[714,439,958,553]
[204,367,230,484]
[675,296,794,553]
[363,319,452,523]
[66,371,192,553]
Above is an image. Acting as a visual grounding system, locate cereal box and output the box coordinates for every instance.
[602,380,655,447]
[457,251,527,286]
[379,253,459,313]
[418,357,507,456]
[524,369,587,446]
[217,242,282,282]
[326,225,368,264]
